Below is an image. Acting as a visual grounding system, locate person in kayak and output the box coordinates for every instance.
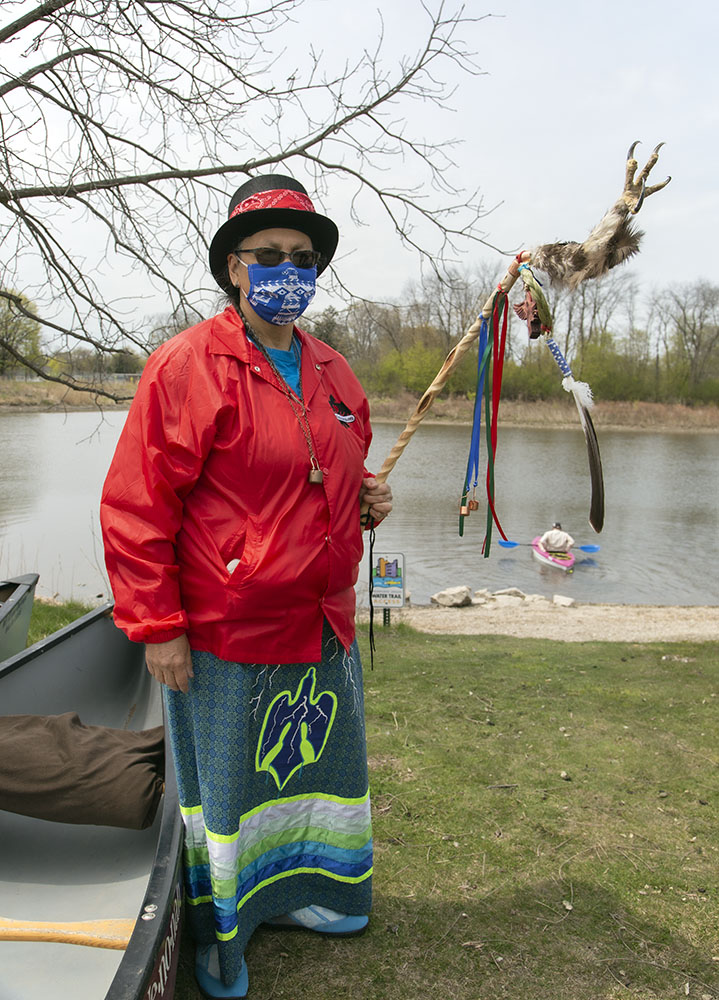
[538,522,575,553]
[101,173,392,1000]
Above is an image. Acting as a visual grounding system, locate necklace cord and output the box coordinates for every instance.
[240,308,321,475]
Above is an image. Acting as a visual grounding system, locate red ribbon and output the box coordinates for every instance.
[484,296,508,542]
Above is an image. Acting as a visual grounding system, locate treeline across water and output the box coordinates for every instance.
[302,268,719,407]
[3,267,719,407]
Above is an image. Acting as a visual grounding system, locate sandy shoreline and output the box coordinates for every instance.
[359,602,719,643]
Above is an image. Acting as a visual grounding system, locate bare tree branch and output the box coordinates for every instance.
[1,0,489,395]
[0,0,74,46]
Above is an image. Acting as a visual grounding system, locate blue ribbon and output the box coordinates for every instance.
[465,317,492,492]
[459,317,493,537]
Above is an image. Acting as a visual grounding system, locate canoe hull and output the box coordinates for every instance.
[531,536,575,571]
[0,574,39,662]
[0,604,183,1000]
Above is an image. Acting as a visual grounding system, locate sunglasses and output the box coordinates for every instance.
[234,247,321,269]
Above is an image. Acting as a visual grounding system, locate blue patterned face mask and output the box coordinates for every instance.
[244,261,316,326]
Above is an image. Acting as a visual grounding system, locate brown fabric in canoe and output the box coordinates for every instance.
[0,713,164,829]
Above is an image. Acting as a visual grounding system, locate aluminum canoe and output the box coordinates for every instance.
[0,604,183,1000]
[0,574,39,661]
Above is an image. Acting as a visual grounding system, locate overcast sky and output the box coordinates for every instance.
[303,0,715,309]
[4,0,714,327]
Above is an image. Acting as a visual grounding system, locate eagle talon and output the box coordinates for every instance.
[631,177,646,215]
[530,139,670,288]
[623,139,670,213]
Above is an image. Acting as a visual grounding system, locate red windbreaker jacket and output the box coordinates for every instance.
[100,307,373,663]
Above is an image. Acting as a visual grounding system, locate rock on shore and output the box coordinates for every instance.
[431,585,575,610]
[361,586,718,643]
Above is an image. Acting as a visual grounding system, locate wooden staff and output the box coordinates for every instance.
[363,143,670,495]
[371,251,531,487]
[0,915,135,950]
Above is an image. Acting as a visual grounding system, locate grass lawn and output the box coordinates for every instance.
[25,604,719,998]
[175,624,719,1000]
[26,598,94,647]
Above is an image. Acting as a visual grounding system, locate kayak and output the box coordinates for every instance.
[0,574,39,661]
[531,536,575,571]
[0,604,183,1000]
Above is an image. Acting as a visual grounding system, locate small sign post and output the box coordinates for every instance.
[371,552,405,626]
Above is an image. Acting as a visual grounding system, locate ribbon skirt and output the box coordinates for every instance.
[163,622,373,985]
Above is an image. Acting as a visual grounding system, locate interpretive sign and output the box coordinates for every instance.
[371,552,405,608]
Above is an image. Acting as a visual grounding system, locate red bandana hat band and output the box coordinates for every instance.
[209,174,339,288]
[230,189,316,219]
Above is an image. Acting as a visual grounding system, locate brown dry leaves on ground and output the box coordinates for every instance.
[368,395,719,433]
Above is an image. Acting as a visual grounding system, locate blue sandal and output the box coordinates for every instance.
[265,905,368,936]
[195,944,249,999]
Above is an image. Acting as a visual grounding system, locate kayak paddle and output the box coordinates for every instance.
[498,539,601,553]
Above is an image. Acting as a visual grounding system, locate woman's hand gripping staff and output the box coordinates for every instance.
[359,477,393,526]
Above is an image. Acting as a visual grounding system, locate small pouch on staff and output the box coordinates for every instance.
[0,713,165,829]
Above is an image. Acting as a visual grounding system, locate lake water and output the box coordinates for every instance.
[1,410,717,606]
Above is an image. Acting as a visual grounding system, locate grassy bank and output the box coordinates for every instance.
[0,378,134,411]
[370,392,719,433]
[2,378,717,431]
[26,598,94,646]
[24,604,719,998]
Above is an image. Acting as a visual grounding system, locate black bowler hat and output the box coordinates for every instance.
[209,174,339,290]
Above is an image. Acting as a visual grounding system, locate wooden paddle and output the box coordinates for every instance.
[0,915,135,950]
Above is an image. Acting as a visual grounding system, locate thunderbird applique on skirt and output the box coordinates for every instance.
[163,622,372,986]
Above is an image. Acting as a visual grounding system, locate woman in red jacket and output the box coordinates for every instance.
[101,174,391,1000]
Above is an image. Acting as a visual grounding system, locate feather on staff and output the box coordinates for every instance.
[514,265,604,532]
